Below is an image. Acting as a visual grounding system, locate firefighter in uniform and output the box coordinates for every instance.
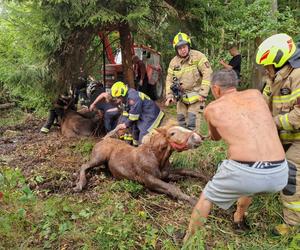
[165,32,213,131]
[256,33,300,234]
[111,81,164,145]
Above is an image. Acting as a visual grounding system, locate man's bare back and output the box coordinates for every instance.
[204,89,285,161]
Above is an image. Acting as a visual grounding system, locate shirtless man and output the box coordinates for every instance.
[184,69,289,240]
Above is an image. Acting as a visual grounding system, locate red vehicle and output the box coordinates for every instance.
[100,34,165,99]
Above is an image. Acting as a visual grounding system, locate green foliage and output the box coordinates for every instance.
[1,0,300,110]
[0,107,27,127]
[182,229,206,250]
[0,2,59,113]
[1,1,300,248]
[73,138,95,158]
[224,0,298,41]
[0,168,36,248]
[0,167,26,190]
[110,179,144,197]
[92,201,137,249]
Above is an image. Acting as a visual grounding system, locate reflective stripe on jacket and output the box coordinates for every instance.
[283,201,300,212]
[266,64,300,143]
[124,88,164,133]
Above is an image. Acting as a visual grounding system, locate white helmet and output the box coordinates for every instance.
[86,81,98,99]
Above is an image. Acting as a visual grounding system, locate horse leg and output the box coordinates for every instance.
[142,174,197,205]
[168,168,210,182]
[74,157,104,192]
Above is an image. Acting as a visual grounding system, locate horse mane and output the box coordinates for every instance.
[141,119,178,144]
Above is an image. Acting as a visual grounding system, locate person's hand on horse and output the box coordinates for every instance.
[116,123,127,130]
[89,103,96,111]
[89,103,95,111]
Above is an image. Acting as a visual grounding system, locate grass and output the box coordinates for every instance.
[0,107,28,128]
[0,167,184,249]
[1,107,300,249]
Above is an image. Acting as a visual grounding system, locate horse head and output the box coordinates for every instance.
[147,125,203,152]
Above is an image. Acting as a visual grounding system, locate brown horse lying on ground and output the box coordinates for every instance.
[61,108,104,138]
[74,125,208,205]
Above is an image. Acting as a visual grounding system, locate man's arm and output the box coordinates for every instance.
[219,59,233,70]
[204,107,222,141]
[261,77,272,107]
[273,77,300,130]
[89,92,109,111]
[208,122,222,141]
[125,96,143,128]
[197,56,213,98]
[274,105,300,131]
[165,61,175,105]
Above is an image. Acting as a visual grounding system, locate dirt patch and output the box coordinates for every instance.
[0,115,94,196]
[0,110,210,199]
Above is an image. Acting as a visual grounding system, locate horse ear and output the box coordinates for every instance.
[154,127,167,136]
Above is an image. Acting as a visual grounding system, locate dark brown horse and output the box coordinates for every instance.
[60,108,104,138]
[74,125,208,205]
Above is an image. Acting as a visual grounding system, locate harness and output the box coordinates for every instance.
[168,131,194,152]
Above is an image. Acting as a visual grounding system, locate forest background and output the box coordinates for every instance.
[0,0,299,112]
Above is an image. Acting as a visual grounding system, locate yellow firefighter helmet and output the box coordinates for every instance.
[256,33,296,68]
[111,81,128,97]
[173,32,191,49]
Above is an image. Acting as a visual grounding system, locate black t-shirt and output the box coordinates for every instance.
[229,54,242,78]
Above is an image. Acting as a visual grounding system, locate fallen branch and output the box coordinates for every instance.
[0,102,15,110]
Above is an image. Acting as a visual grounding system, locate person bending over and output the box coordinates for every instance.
[184,69,288,240]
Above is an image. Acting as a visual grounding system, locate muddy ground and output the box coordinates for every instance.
[0,111,212,248]
[0,111,208,201]
[1,114,91,196]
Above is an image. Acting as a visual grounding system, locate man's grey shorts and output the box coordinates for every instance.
[203,159,289,210]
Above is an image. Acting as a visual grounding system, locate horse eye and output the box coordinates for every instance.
[170,132,176,136]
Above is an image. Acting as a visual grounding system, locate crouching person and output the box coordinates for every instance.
[184,69,289,240]
[40,93,73,134]
[111,81,164,145]
[89,84,120,133]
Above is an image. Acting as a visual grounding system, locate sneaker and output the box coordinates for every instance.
[272,224,290,236]
[40,127,50,134]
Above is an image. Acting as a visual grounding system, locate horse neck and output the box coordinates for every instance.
[143,136,173,169]
[159,146,173,170]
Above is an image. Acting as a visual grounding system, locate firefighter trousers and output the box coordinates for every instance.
[281,141,300,225]
[176,101,202,132]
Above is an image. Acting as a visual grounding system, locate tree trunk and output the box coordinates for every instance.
[55,27,95,92]
[272,0,278,17]
[0,102,15,110]
[250,0,277,90]
[119,21,134,88]
[251,37,265,89]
